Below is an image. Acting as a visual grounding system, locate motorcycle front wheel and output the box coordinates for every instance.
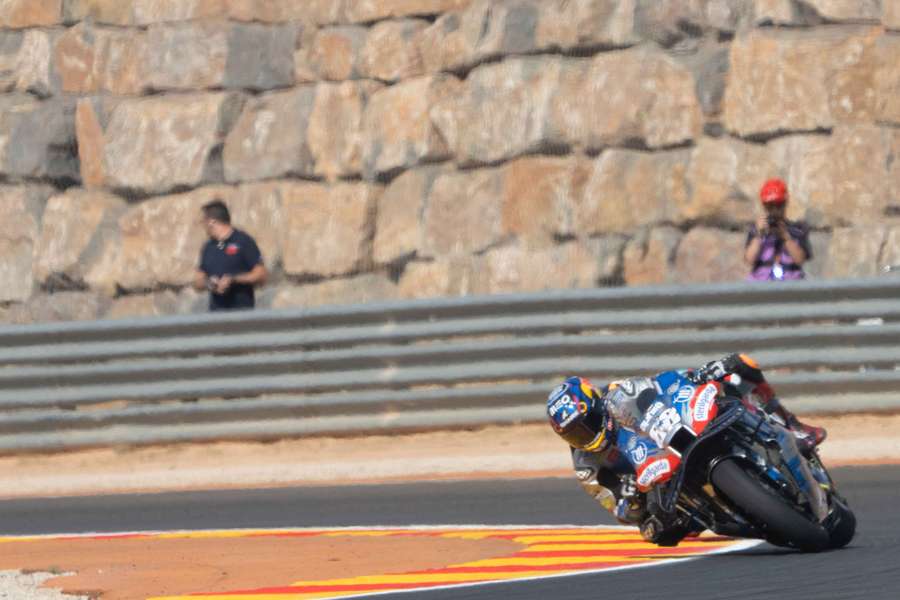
[711,458,829,552]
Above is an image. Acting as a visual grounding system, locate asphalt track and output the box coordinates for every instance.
[1,465,898,600]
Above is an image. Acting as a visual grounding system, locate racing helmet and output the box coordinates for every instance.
[546,376,612,452]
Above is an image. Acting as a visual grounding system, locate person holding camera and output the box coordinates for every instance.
[744,178,812,281]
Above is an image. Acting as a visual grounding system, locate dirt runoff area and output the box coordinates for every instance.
[1,414,899,499]
[0,414,898,600]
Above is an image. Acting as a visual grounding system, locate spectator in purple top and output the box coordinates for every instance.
[744,178,812,281]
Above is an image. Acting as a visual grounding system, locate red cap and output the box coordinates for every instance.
[759,178,788,204]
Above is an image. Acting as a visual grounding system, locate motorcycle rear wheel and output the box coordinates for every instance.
[711,458,829,552]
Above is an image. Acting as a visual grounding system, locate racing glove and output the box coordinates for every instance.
[613,476,644,525]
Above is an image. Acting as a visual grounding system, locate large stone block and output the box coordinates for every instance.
[0,0,61,28]
[358,19,427,82]
[673,227,746,283]
[477,238,624,294]
[822,227,885,278]
[420,0,541,74]
[396,258,476,299]
[223,86,315,184]
[104,290,184,320]
[229,181,284,270]
[553,47,703,151]
[144,21,228,91]
[309,81,383,181]
[724,28,883,137]
[874,35,900,124]
[500,156,589,248]
[33,189,126,293]
[271,274,397,309]
[683,137,777,224]
[362,74,460,178]
[769,126,896,227]
[63,0,223,26]
[3,291,104,324]
[62,0,135,25]
[535,0,639,51]
[0,185,54,302]
[115,186,234,291]
[293,19,318,84]
[623,226,683,286]
[421,168,505,257]
[6,29,57,98]
[54,22,145,95]
[886,0,900,29]
[432,57,567,167]
[803,230,832,280]
[281,182,381,277]
[0,94,78,183]
[223,23,296,90]
[145,22,294,91]
[132,0,224,24]
[224,0,310,23]
[633,0,706,47]
[97,93,241,194]
[309,26,367,81]
[0,31,22,92]
[752,0,796,25]
[373,166,443,265]
[74,97,116,188]
[577,150,690,235]
[802,0,882,21]
[345,0,472,23]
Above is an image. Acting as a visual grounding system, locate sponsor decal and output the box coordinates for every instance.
[692,383,718,422]
[619,379,635,395]
[575,468,594,481]
[548,384,568,402]
[225,243,239,256]
[558,405,580,428]
[629,442,648,465]
[639,401,666,431]
[666,381,679,395]
[674,384,695,403]
[547,394,572,417]
[637,458,671,487]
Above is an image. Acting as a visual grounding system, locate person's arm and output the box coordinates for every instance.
[217,235,268,293]
[775,221,807,265]
[234,263,267,286]
[573,450,645,524]
[744,216,768,266]
[193,269,208,291]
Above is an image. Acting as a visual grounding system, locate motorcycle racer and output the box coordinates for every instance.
[546,353,827,546]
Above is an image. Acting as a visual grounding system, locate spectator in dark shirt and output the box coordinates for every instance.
[193,199,267,311]
[744,178,812,281]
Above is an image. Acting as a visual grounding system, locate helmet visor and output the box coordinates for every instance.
[560,420,608,452]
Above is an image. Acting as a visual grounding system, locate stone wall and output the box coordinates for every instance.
[1,0,898,324]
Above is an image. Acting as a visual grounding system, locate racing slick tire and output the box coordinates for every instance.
[711,458,829,552]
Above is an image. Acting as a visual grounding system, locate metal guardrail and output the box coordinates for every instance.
[1,277,899,453]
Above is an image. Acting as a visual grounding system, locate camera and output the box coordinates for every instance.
[766,215,781,228]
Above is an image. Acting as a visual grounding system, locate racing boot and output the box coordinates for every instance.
[765,396,827,455]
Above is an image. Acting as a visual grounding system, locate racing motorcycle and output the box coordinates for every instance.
[609,371,856,552]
